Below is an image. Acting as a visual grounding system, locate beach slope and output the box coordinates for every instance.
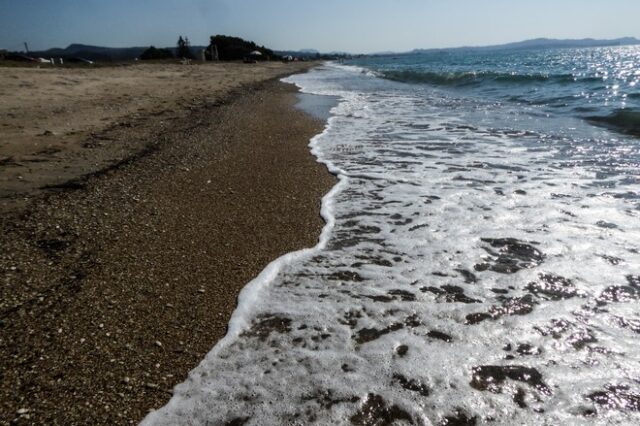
[0,62,335,424]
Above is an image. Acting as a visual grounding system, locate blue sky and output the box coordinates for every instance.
[1,0,639,53]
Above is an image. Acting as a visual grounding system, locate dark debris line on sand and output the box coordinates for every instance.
[0,78,335,425]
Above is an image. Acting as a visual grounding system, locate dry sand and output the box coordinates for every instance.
[0,61,315,209]
[0,62,336,424]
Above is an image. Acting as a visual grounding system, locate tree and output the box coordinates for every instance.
[177,36,195,59]
[140,46,174,60]
[207,35,280,61]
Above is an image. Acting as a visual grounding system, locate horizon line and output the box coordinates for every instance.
[5,35,639,56]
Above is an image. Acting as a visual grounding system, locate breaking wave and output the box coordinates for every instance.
[379,69,592,87]
[587,109,640,135]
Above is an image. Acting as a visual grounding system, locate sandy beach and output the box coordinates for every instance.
[0,62,335,424]
[0,61,318,210]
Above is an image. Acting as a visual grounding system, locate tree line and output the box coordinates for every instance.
[139,35,280,61]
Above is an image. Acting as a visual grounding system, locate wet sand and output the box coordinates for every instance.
[0,64,336,424]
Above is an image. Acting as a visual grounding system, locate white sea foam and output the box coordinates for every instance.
[143,63,640,425]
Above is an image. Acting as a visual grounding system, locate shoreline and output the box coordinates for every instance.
[0,68,336,424]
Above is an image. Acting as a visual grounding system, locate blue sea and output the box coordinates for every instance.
[145,47,640,425]
[353,47,640,137]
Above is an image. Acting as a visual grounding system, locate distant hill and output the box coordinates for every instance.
[28,43,207,61]
[411,37,640,54]
[493,37,640,50]
[30,44,147,61]
[276,49,352,60]
[276,49,320,59]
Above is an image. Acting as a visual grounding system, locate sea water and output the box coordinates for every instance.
[144,47,640,425]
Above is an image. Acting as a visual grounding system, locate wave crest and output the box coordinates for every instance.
[380,70,583,87]
[587,109,640,135]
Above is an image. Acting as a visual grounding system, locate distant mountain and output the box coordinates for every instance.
[276,49,320,58]
[411,37,640,54]
[30,44,147,61]
[370,51,396,56]
[28,43,207,61]
[275,49,353,60]
[495,37,640,50]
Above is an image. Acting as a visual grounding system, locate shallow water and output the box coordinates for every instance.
[295,93,340,121]
[143,62,640,425]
